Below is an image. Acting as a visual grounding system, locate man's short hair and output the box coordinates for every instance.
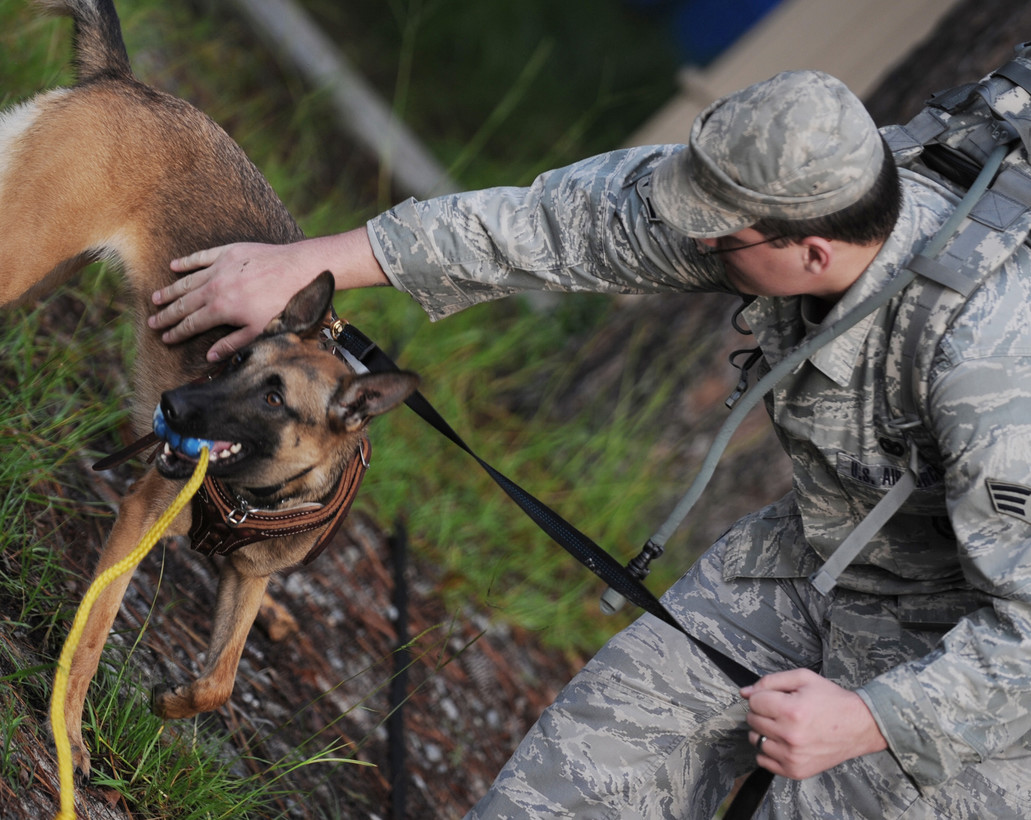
[751,140,902,246]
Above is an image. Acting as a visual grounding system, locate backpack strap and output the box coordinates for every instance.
[810,445,921,595]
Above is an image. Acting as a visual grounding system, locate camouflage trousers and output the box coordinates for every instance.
[465,498,1031,819]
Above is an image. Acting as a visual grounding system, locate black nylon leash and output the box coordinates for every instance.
[335,322,760,690]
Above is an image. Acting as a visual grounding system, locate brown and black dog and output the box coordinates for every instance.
[0,0,418,775]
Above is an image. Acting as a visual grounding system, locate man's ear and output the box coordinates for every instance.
[330,371,420,432]
[799,237,834,276]
[263,271,336,339]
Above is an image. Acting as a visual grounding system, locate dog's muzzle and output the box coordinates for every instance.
[152,404,216,459]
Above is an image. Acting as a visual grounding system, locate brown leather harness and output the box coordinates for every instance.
[187,436,368,565]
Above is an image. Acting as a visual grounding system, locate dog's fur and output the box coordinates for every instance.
[1,0,417,776]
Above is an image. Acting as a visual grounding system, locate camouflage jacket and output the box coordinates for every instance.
[367,144,1031,788]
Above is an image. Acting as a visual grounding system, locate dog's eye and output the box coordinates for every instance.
[266,391,284,407]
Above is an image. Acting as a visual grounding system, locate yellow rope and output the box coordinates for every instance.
[50,448,209,820]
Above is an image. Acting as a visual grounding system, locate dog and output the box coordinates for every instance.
[0,0,418,776]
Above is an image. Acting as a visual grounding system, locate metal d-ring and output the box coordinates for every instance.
[226,500,251,528]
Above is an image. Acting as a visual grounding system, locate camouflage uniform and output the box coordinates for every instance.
[366,75,1031,816]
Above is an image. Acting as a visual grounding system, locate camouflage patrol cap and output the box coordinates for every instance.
[650,70,883,238]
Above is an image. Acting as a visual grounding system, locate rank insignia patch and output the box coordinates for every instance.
[986,479,1031,524]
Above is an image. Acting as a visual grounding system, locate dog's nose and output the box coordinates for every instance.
[160,391,183,423]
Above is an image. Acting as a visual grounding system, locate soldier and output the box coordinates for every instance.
[151,70,1031,817]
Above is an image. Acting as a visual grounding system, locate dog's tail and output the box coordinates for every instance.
[36,0,133,82]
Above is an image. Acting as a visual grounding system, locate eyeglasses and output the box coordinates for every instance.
[695,235,788,256]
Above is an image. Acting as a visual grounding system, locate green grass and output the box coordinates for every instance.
[0,280,126,621]
[340,287,684,647]
[80,629,373,819]
[1,0,687,814]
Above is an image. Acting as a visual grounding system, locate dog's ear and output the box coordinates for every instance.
[330,371,420,432]
[264,271,336,339]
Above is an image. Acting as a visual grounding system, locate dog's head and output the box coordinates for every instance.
[153,272,419,506]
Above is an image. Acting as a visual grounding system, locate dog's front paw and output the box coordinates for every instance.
[152,675,232,720]
[71,741,92,782]
[151,683,182,719]
[151,682,204,720]
[58,720,91,780]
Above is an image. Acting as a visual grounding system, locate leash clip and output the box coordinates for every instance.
[600,538,665,615]
[327,317,346,341]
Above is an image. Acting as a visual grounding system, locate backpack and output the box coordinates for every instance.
[883,42,1031,426]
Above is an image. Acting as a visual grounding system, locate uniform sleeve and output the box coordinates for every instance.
[365,146,733,320]
[858,335,1031,788]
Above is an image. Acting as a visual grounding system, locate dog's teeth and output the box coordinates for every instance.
[230,443,242,454]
